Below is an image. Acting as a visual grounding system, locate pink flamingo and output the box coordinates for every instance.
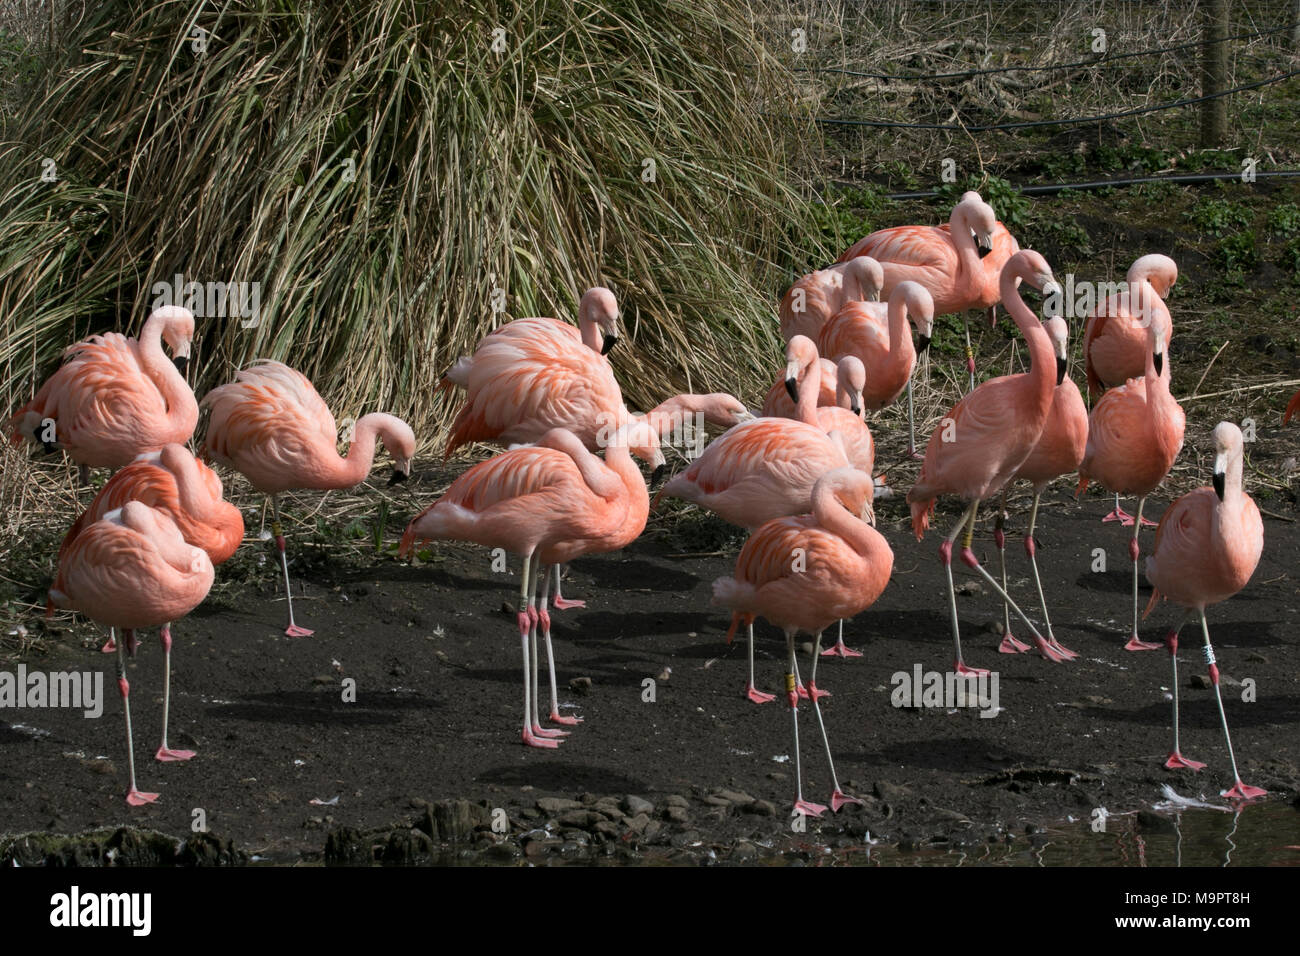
[1083,254,1177,401]
[9,306,198,473]
[1284,390,1300,425]
[993,316,1085,661]
[400,421,663,747]
[778,257,884,344]
[48,501,214,804]
[200,360,415,636]
[760,355,865,421]
[1144,422,1265,800]
[907,250,1064,673]
[712,467,892,815]
[818,281,935,456]
[67,446,242,730]
[1076,319,1184,651]
[657,347,856,697]
[839,191,1017,392]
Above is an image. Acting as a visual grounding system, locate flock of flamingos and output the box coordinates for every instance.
[9,190,1285,818]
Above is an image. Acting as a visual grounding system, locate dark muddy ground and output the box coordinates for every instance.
[3,422,1300,866]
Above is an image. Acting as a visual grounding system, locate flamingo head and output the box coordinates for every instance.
[958,192,997,257]
[896,281,935,343]
[783,335,819,404]
[579,287,620,355]
[152,305,195,372]
[376,416,417,484]
[846,256,884,302]
[613,418,666,481]
[835,356,866,418]
[1211,421,1243,501]
[1128,254,1178,300]
[692,392,753,427]
[1146,319,1168,378]
[1044,316,1069,386]
[824,466,876,527]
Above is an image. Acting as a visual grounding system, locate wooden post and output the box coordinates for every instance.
[1201,0,1229,148]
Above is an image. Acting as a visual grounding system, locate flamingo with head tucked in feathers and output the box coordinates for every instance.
[778,257,884,344]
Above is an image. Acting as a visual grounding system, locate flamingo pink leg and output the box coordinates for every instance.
[1125,497,1162,651]
[786,633,827,819]
[155,624,196,762]
[518,555,559,749]
[940,506,986,676]
[744,620,775,704]
[116,631,159,805]
[101,628,117,654]
[806,630,864,812]
[551,564,585,610]
[994,506,1030,654]
[1200,613,1266,800]
[1162,619,1206,771]
[1023,492,1078,660]
[271,496,313,637]
[821,617,862,658]
[538,563,581,727]
[794,652,829,701]
[526,556,566,740]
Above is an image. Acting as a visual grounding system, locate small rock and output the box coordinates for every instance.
[311,675,335,685]
[557,809,597,829]
[537,797,583,814]
[956,580,983,596]
[625,813,651,834]
[569,676,593,695]
[1190,674,1212,690]
[743,799,777,817]
[717,789,755,806]
[663,794,689,808]
[731,840,758,862]
[643,820,662,841]
[665,805,690,824]
[623,795,654,816]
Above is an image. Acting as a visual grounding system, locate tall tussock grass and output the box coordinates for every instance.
[0,0,821,450]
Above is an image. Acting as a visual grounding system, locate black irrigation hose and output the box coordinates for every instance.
[793,22,1294,81]
[803,66,1300,131]
[874,170,1300,201]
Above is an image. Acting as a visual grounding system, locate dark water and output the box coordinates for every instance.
[826,802,1300,867]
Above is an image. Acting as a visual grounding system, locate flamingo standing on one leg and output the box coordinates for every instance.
[712,468,892,815]
[1076,319,1184,651]
[778,257,884,344]
[818,281,935,458]
[992,316,1085,661]
[906,250,1064,673]
[8,306,198,474]
[1144,422,1265,800]
[48,501,214,804]
[200,360,415,636]
[656,344,855,701]
[61,444,242,758]
[838,191,1018,401]
[400,422,663,747]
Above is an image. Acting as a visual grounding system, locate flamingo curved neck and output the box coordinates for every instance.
[1001,270,1054,407]
[887,297,914,367]
[796,356,821,426]
[812,485,873,556]
[949,206,981,282]
[137,317,196,424]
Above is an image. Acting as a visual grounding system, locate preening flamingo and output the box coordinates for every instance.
[48,501,214,805]
[1083,254,1177,401]
[1076,319,1184,651]
[993,316,1085,661]
[1144,422,1265,800]
[818,281,935,457]
[906,250,1064,673]
[839,191,1015,391]
[657,346,856,698]
[442,287,622,392]
[64,445,242,757]
[777,256,883,343]
[200,360,415,636]
[712,468,892,815]
[400,421,663,748]
[9,306,198,473]
[761,355,865,421]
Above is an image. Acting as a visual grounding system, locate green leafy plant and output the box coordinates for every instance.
[1216,231,1259,274]
[1186,198,1253,238]
[1267,202,1300,239]
[933,174,1030,230]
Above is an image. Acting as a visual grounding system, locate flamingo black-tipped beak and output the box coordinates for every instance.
[1213,471,1225,501]
[651,464,666,487]
[917,334,932,353]
[850,402,862,417]
[387,469,408,486]
[601,333,618,355]
[173,355,189,374]
[41,438,58,455]
[784,378,799,404]
[1056,356,1067,386]
[1154,353,1163,376]
[976,233,993,259]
